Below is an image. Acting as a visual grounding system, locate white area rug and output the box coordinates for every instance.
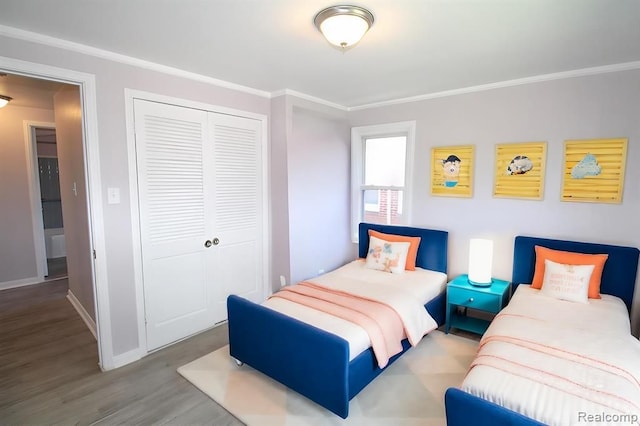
[177,330,478,426]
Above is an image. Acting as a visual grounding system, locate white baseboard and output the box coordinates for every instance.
[66,290,97,340]
[0,276,42,291]
[110,348,144,370]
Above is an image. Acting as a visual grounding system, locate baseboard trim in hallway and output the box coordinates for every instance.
[67,290,98,340]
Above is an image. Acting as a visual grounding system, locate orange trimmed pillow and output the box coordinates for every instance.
[368,229,421,271]
[532,245,608,299]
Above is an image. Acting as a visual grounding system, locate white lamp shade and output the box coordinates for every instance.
[0,97,10,108]
[319,14,370,48]
[468,238,493,285]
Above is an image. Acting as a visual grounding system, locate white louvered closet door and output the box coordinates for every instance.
[134,100,263,351]
[209,113,264,316]
[135,100,214,351]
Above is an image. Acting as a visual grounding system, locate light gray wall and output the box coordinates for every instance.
[54,85,95,320]
[269,96,292,290]
[348,70,640,333]
[0,105,54,284]
[288,102,352,284]
[1,34,270,357]
[269,95,353,289]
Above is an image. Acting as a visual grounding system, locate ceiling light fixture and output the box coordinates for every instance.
[0,95,12,108]
[314,5,374,50]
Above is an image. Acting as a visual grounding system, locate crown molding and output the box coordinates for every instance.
[271,89,347,111]
[348,61,640,111]
[0,24,271,99]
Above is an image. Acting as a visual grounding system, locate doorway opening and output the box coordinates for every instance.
[0,67,103,367]
[33,127,68,281]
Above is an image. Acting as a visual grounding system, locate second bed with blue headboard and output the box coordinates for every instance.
[445,235,640,426]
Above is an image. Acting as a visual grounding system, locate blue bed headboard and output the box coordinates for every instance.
[358,223,448,274]
[512,236,639,312]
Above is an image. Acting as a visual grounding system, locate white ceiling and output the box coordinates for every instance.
[1,0,639,108]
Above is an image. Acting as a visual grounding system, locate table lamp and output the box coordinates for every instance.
[468,238,493,287]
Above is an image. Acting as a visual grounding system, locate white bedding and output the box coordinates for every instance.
[461,285,640,426]
[262,260,447,360]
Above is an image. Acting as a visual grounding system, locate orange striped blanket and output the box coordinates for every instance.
[462,287,640,425]
[270,281,409,368]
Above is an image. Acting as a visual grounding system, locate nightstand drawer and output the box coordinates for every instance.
[448,288,501,313]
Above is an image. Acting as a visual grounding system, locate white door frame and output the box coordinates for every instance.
[0,55,113,370]
[124,88,271,354]
[24,121,56,281]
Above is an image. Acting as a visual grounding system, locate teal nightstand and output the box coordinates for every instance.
[445,274,510,335]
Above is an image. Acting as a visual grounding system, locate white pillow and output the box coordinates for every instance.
[540,259,594,304]
[365,235,410,274]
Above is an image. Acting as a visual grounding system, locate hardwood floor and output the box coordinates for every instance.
[0,279,243,425]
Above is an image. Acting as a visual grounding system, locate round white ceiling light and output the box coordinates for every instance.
[314,5,374,49]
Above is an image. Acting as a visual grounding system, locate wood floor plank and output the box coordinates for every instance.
[0,280,68,313]
[0,279,243,425]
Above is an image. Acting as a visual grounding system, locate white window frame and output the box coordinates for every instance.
[351,121,416,243]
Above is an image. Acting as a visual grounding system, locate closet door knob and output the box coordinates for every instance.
[213,238,220,245]
[204,240,212,248]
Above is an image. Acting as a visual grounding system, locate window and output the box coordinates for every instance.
[363,189,380,212]
[351,121,415,242]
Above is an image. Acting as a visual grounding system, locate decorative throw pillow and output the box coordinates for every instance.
[368,230,421,271]
[540,259,594,304]
[531,245,608,299]
[365,235,411,274]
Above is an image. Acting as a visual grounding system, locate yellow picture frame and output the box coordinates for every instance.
[493,142,547,200]
[431,145,474,197]
[561,138,628,203]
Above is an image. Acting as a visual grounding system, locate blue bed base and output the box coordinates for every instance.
[445,235,640,426]
[228,223,448,418]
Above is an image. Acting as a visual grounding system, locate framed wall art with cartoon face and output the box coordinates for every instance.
[431,145,474,198]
